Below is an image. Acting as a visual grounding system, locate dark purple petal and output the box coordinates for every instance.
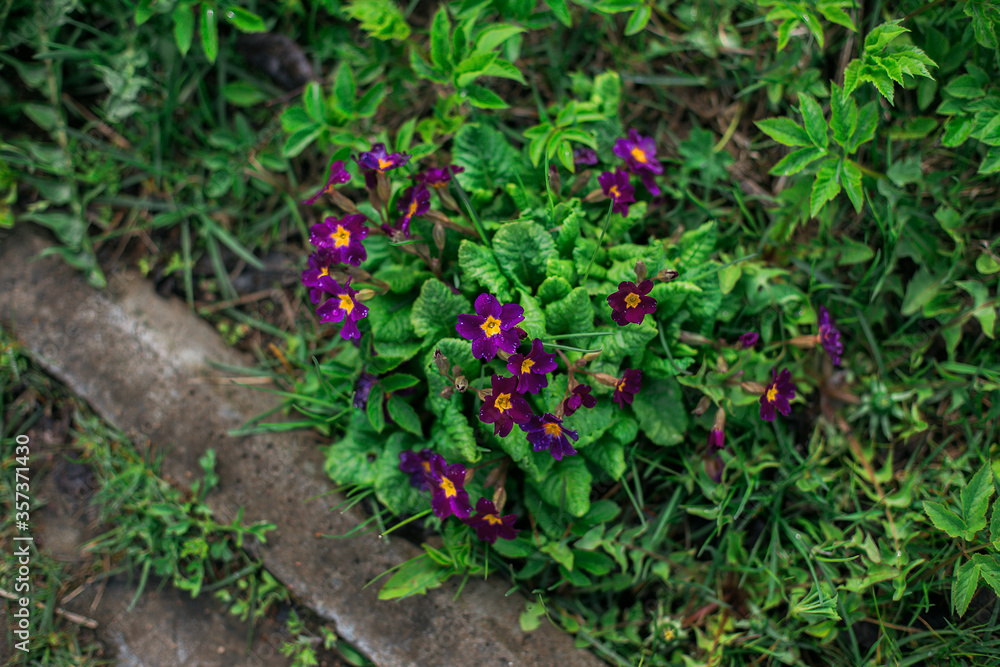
[456,313,485,340]
[474,293,501,318]
[303,159,351,205]
[738,332,759,349]
[573,146,599,166]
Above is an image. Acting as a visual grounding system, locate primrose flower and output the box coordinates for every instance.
[308,214,369,266]
[462,497,519,544]
[353,372,379,410]
[818,306,843,366]
[355,142,410,189]
[708,428,725,450]
[521,413,579,461]
[417,165,464,187]
[301,248,338,304]
[302,159,351,205]
[506,338,558,394]
[598,168,636,216]
[607,280,657,326]
[456,293,525,362]
[612,369,642,409]
[426,455,471,519]
[399,448,440,491]
[315,276,368,340]
[562,384,596,417]
[573,147,599,167]
[479,374,532,437]
[759,368,796,422]
[613,129,664,195]
[738,332,759,349]
[391,184,430,238]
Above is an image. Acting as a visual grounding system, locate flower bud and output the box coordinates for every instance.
[656,268,679,282]
[692,395,712,416]
[583,187,604,202]
[548,165,561,195]
[475,387,491,402]
[788,334,821,349]
[464,467,475,485]
[355,288,376,302]
[376,170,391,203]
[635,260,648,281]
[433,349,451,376]
[679,331,712,346]
[712,407,726,433]
[330,190,360,214]
[496,350,511,361]
[740,381,767,395]
[483,466,503,489]
[432,222,446,252]
[593,372,619,387]
[492,486,507,513]
[439,386,455,399]
[454,375,468,393]
[715,354,728,373]
[368,185,384,211]
[581,351,602,362]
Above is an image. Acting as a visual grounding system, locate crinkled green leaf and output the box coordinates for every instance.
[810,158,841,218]
[631,376,687,446]
[493,221,557,287]
[531,457,592,518]
[453,123,518,192]
[458,240,512,301]
[410,279,471,339]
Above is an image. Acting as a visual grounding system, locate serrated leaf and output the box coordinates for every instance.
[942,116,974,147]
[956,280,996,339]
[865,22,909,53]
[410,279,471,339]
[545,287,595,345]
[991,500,1000,549]
[770,146,825,176]
[924,500,968,538]
[756,117,812,147]
[367,385,386,432]
[952,558,981,616]
[677,221,717,270]
[458,240,512,301]
[973,554,1000,598]
[582,439,626,480]
[453,123,518,192]
[842,160,864,213]
[979,147,1000,175]
[847,102,878,153]
[818,4,856,31]
[493,221,557,287]
[799,94,828,150]
[454,51,497,87]
[476,25,526,53]
[809,159,841,218]
[960,460,995,539]
[547,0,572,26]
[387,395,422,436]
[430,6,452,74]
[844,60,862,96]
[830,85,858,148]
[946,74,985,99]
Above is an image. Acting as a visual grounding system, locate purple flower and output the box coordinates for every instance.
[562,384,596,417]
[308,214,369,266]
[355,142,410,190]
[462,497,518,544]
[708,428,725,451]
[818,306,843,366]
[416,165,464,188]
[607,280,657,326]
[315,276,369,340]
[426,455,471,519]
[738,332,759,349]
[353,372,379,410]
[521,413,579,461]
[399,448,440,490]
[612,369,642,409]
[759,368,796,422]
[573,147,599,167]
[302,159,351,205]
[598,168,636,216]
[392,184,430,238]
[301,248,337,304]
[506,338,558,394]
[455,293,525,362]
[613,129,664,195]
[479,374,533,438]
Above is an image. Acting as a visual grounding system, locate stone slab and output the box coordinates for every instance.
[0,226,606,667]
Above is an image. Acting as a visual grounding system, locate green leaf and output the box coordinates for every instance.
[888,117,937,140]
[410,279,471,339]
[992,500,1000,550]
[282,124,323,158]
[830,84,859,148]
[952,558,981,617]
[453,123,518,192]
[841,160,864,213]
[380,374,420,392]
[956,280,996,339]
[532,457,592,518]
[479,59,526,85]
[200,5,219,63]
[545,287,595,342]
[770,147,825,176]
[476,25,526,53]
[518,289,547,339]
[492,221,557,287]
[547,0,572,26]
[924,500,968,539]
[942,116,974,147]
[375,434,424,515]
[809,158,841,218]
[624,4,651,35]
[430,6,452,74]
[843,60,862,96]
[464,84,507,109]
[455,52,498,87]
[756,117,812,147]
[333,64,357,115]
[432,403,480,463]
[582,439,626,480]
[979,147,1000,175]
[173,5,195,56]
[798,94,828,150]
[387,395,422,436]
[901,267,943,316]
[324,413,383,486]
[538,276,571,304]
[223,81,267,107]
[818,3,856,31]
[676,221,717,270]
[864,21,908,53]
[345,0,411,40]
[224,6,267,32]
[458,240,512,301]
[631,376,687,446]
[960,460,995,539]
[379,555,447,600]
[945,74,985,99]
[135,0,156,25]
[973,554,1000,598]
[367,385,386,433]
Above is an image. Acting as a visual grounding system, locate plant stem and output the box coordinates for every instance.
[582,201,614,285]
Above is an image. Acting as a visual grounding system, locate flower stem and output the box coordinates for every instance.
[379,508,432,538]
[581,201,615,285]
[450,177,491,249]
[542,332,614,340]
[542,342,602,354]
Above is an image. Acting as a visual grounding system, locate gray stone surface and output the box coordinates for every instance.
[0,226,607,667]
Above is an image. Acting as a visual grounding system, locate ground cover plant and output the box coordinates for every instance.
[3,0,1000,665]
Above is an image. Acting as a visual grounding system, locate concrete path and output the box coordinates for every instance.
[0,225,606,667]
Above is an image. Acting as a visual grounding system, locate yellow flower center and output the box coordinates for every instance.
[495,392,512,412]
[630,146,647,163]
[624,292,641,309]
[408,199,419,216]
[663,628,675,642]
[483,514,503,525]
[331,225,350,248]
[440,477,457,498]
[377,158,392,170]
[608,185,620,199]
[421,461,431,473]
[339,293,355,315]
[480,315,501,337]
[617,379,626,392]
[319,266,330,278]
[766,386,778,403]
[543,422,562,437]
[520,358,535,374]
